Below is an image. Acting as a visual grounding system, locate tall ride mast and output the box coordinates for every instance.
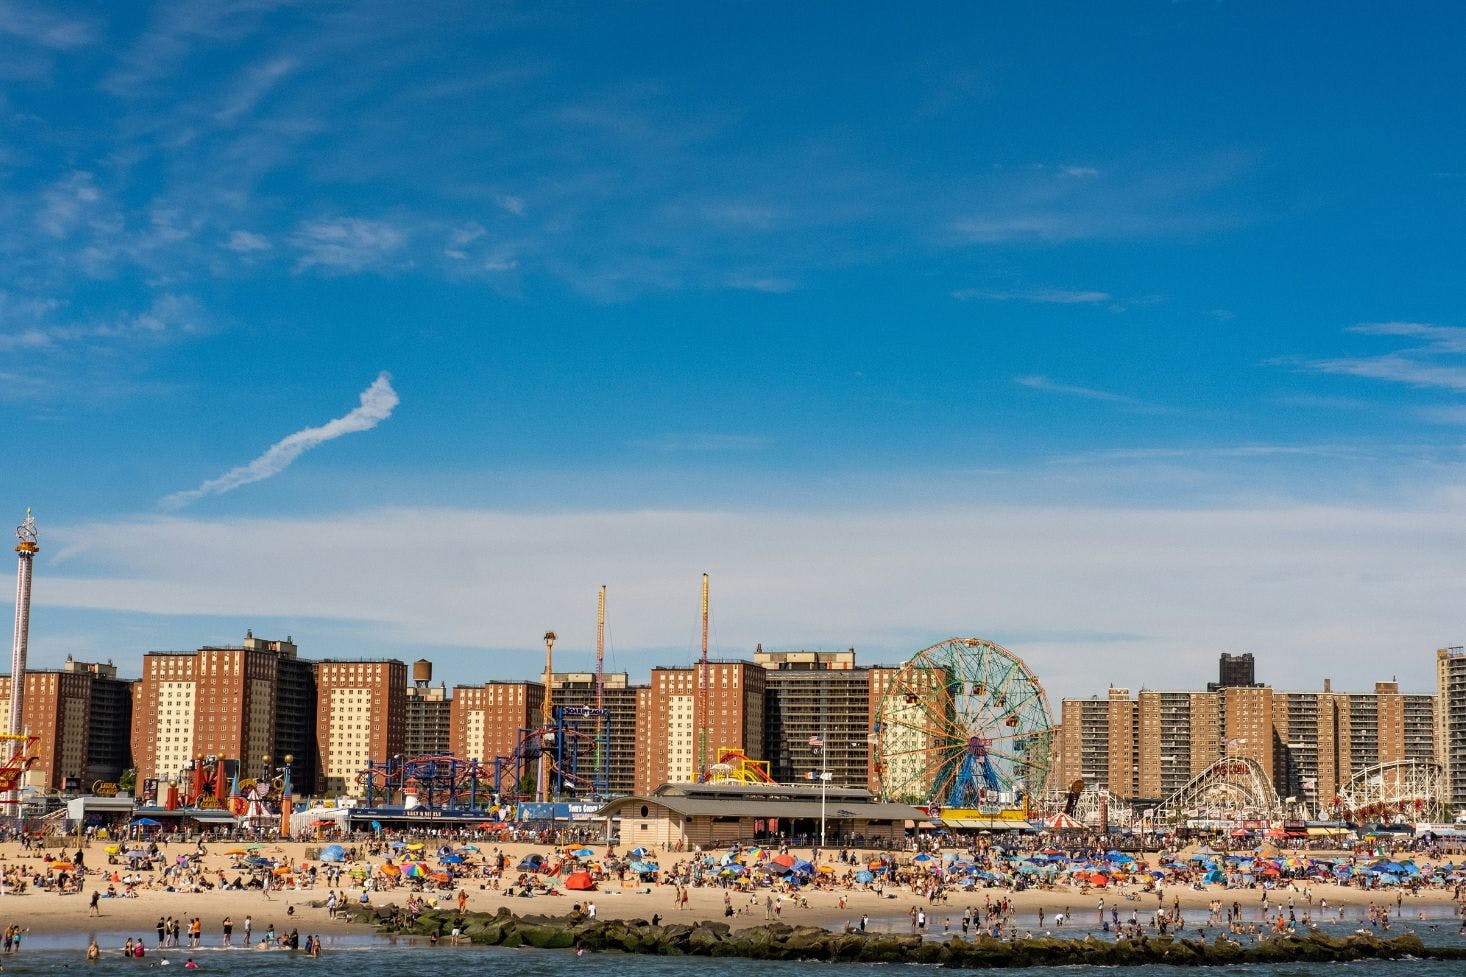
[537,630,556,803]
[697,572,709,779]
[9,510,37,817]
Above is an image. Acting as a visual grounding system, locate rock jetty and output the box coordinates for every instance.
[333,903,1466,967]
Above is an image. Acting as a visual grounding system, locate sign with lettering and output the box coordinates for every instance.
[92,781,119,797]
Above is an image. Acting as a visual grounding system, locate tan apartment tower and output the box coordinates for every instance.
[635,661,765,794]
[450,681,545,795]
[131,641,282,790]
[313,659,407,793]
[0,670,89,790]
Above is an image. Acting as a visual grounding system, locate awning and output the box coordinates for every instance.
[1307,826,1348,836]
[942,817,1038,832]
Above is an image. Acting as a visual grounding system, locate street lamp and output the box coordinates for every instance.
[807,769,833,848]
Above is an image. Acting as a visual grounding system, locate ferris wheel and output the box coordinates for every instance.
[873,638,1055,807]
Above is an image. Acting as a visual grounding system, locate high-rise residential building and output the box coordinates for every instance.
[549,671,641,797]
[450,681,545,795]
[62,658,134,784]
[131,640,283,787]
[1057,696,1111,792]
[1437,648,1466,808]
[635,661,765,794]
[313,659,406,793]
[757,648,872,788]
[0,669,92,791]
[866,665,899,791]
[1209,653,1258,690]
[1058,668,1435,810]
[256,634,318,796]
[1218,685,1276,783]
[405,685,452,757]
[1106,687,1138,798]
[1136,690,1216,800]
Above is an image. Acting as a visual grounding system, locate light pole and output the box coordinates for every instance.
[818,770,832,848]
[807,729,831,849]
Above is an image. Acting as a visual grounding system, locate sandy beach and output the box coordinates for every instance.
[1,835,1460,944]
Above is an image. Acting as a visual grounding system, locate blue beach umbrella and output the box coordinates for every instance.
[855,870,874,883]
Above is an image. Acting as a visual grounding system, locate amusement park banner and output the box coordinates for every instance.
[516,801,604,822]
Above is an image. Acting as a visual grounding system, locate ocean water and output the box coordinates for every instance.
[5,914,1466,977]
[1,943,1463,977]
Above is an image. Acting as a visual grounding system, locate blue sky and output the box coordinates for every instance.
[3,2,1466,701]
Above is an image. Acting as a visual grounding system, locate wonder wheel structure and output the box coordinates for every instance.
[872,638,1056,808]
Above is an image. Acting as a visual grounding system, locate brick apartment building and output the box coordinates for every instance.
[313,659,406,792]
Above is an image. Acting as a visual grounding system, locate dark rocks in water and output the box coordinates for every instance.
[363,907,1455,967]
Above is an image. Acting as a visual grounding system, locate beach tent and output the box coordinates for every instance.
[565,871,596,891]
[319,844,346,863]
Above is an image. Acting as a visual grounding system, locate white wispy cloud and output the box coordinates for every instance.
[1305,354,1466,392]
[1347,321,1466,353]
[214,56,298,123]
[0,293,207,351]
[950,153,1251,244]
[1297,321,1466,392]
[0,0,98,49]
[290,218,406,273]
[37,496,1466,699]
[37,171,102,238]
[160,372,399,510]
[726,275,797,294]
[954,288,1111,304]
[226,230,271,252]
[1015,374,1155,408]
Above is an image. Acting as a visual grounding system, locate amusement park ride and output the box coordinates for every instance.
[872,638,1057,826]
[360,588,616,811]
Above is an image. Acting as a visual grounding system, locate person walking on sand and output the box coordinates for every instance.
[89,890,101,916]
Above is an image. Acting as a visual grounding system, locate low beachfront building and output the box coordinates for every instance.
[595,781,927,850]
